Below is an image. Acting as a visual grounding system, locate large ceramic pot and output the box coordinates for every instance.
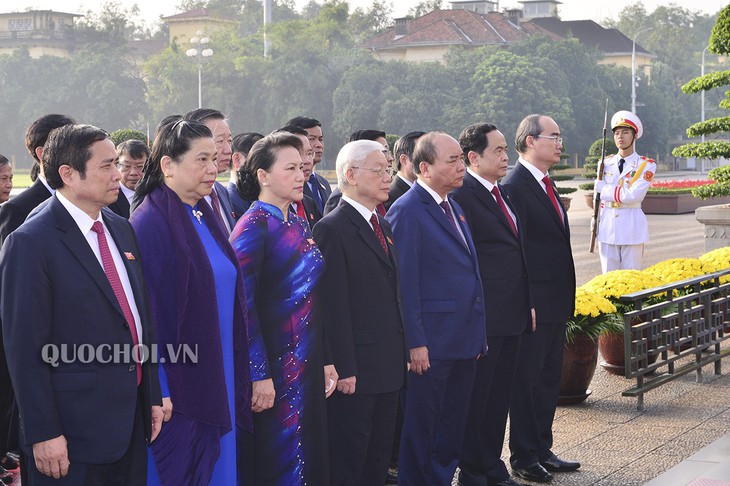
[559,334,599,405]
[598,332,625,376]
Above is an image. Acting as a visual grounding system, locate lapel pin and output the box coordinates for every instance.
[307,238,316,245]
[124,252,136,261]
[459,214,466,223]
[386,236,393,245]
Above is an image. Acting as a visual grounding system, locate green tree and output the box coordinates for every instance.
[408,0,443,18]
[673,2,730,199]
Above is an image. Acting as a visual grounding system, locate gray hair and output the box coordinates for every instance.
[514,114,543,154]
[336,140,386,191]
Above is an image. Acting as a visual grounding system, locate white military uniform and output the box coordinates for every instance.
[596,151,656,273]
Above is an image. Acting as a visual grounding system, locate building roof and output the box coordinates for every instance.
[525,17,652,56]
[360,9,559,50]
[161,8,210,21]
[0,10,82,18]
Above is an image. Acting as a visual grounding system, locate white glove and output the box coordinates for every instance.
[594,179,605,193]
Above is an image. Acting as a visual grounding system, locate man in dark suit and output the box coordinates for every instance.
[1,124,163,485]
[501,114,579,483]
[386,132,486,486]
[0,114,76,481]
[386,131,424,211]
[107,140,149,219]
[228,132,263,221]
[286,116,332,213]
[452,123,534,486]
[0,114,76,244]
[313,139,406,486]
[183,108,236,233]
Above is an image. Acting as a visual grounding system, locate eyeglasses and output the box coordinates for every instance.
[536,135,564,145]
[352,166,394,178]
[117,163,145,173]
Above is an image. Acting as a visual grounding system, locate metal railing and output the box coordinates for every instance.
[619,269,730,410]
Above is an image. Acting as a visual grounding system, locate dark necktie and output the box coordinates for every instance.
[439,200,460,235]
[491,186,518,238]
[370,213,389,256]
[541,175,564,227]
[308,174,324,212]
[376,203,386,217]
[91,221,141,385]
[209,188,228,233]
[618,158,625,174]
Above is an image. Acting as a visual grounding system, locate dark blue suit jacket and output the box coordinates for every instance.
[386,182,486,360]
[0,196,161,463]
[213,181,236,230]
[226,181,252,223]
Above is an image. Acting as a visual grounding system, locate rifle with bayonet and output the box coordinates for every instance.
[589,99,609,253]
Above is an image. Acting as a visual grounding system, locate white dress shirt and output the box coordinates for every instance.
[56,191,143,345]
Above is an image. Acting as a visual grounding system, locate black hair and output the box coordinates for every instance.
[43,124,109,190]
[25,114,76,181]
[273,125,308,137]
[236,133,303,201]
[459,123,498,166]
[348,129,386,142]
[393,131,425,171]
[232,132,264,156]
[134,120,213,203]
[285,116,321,130]
[116,139,151,160]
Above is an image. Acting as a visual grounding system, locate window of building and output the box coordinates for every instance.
[9,18,32,31]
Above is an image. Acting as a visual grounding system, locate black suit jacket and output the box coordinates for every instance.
[0,179,52,245]
[451,172,531,336]
[385,176,411,211]
[501,162,575,324]
[313,200,406,394]
[323,187,341,216]
[300,194,323,227]
[107,189,131,219]
[0,196,162,463]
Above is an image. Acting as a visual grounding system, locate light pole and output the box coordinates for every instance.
[701,45,709,172]
[186,31,213,109]
[631,27,653,114]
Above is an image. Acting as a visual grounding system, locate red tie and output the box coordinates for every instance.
[91,221,141,385]
[542,175,564,227]
[210,189,228,232]
[295,202,307,221]
[491,186,518,238]
[370,213,389,256]
[376,203,386,217]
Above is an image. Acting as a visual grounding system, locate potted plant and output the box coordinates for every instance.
[559,287,622,405]
[581,270,665,375]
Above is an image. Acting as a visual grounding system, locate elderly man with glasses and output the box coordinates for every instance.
[501,114,579,484]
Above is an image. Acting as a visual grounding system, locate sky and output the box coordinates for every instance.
[6,0,729,26]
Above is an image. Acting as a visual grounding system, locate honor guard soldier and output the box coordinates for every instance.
[594,110,656,273]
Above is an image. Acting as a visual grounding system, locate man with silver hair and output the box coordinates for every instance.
[313,140,406,485]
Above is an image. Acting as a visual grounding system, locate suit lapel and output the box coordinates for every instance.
[466,173,516,238]
[104,211,145,310]
[516,164,567,233]
[51,200,124,318]
[415,184,469,251]
[342,202,392,268]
